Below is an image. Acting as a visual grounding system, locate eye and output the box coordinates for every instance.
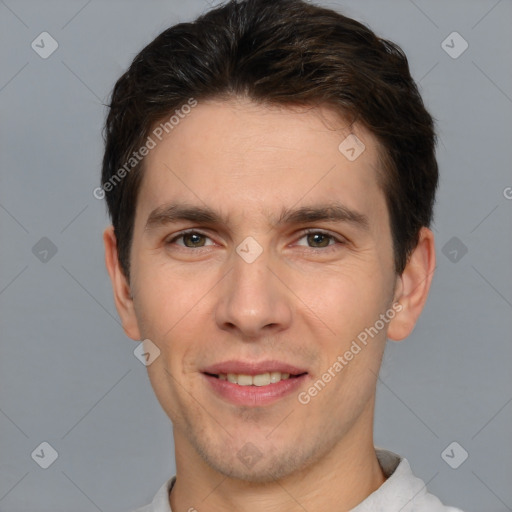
[295,230,343,249]
[166,230,214,248]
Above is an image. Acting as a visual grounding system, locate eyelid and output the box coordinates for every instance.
[165,228,347,249]
[166,229,216,247]
[294,228,347,248]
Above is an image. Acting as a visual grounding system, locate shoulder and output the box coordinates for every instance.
[125,476,176,512]
[353,449,466,512]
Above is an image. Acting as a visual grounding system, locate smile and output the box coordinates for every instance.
[202,370,308,406]
[215,371,292,386]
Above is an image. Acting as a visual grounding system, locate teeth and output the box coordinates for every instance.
[270,371,282,383]
[237,374,253,386]
[221,372,291,386]
[253,373,270,386]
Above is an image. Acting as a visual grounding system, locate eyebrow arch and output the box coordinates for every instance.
[144,201,369,232]
[145,203,224,231]
[276,203,369,231]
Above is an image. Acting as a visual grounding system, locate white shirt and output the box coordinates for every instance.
[131,448,465,512]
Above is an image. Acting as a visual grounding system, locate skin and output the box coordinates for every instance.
[104,98,435,512]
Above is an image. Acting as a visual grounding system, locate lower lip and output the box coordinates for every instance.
[203,373,308,406]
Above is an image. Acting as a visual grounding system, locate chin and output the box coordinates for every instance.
[209,456,302,484]
[195,437,322,484]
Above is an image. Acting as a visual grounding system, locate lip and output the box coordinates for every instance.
[203,372,308,406]
[201,359,309,407]
[201,359,308,376]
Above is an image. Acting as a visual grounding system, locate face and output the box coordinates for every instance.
[110,99,406,482]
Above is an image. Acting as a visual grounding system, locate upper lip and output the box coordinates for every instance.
[202,360,308,376]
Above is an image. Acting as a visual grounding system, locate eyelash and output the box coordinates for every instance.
[166,229,345,251]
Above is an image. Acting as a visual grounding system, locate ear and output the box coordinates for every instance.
[387,227,436,341]
[103,226,141,341]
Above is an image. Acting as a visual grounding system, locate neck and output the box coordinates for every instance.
[170,405,386,512]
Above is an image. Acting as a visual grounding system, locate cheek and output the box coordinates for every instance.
[132,267,213,364]
[292,263,390,336]
[133,258,203,320]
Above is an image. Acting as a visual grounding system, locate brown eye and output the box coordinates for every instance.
[167,231,213,248]
[182,232,206,247]
[306,232,332,248]
[296,230,340,249]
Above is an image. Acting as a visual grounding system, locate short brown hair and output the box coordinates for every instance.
[101,0,438,279]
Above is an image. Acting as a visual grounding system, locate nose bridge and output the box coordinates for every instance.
[215,242,292,337]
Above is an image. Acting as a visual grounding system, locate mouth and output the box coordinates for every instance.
[201,361,309,406]
[205,371,305,386]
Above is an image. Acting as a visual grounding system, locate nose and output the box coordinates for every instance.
[214,248,293,340]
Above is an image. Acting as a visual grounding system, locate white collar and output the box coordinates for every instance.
[143,448,458,512]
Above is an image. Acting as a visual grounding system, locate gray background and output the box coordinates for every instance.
[1,0,511,511]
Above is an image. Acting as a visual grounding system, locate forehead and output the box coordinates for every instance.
[136,98,386,226]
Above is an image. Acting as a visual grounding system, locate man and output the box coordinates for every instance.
[101,0,465,510]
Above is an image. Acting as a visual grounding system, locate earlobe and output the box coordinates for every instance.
[103,226,141,341]
[387,227,436,341]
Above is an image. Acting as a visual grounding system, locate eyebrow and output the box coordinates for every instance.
[145,201,369,232]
